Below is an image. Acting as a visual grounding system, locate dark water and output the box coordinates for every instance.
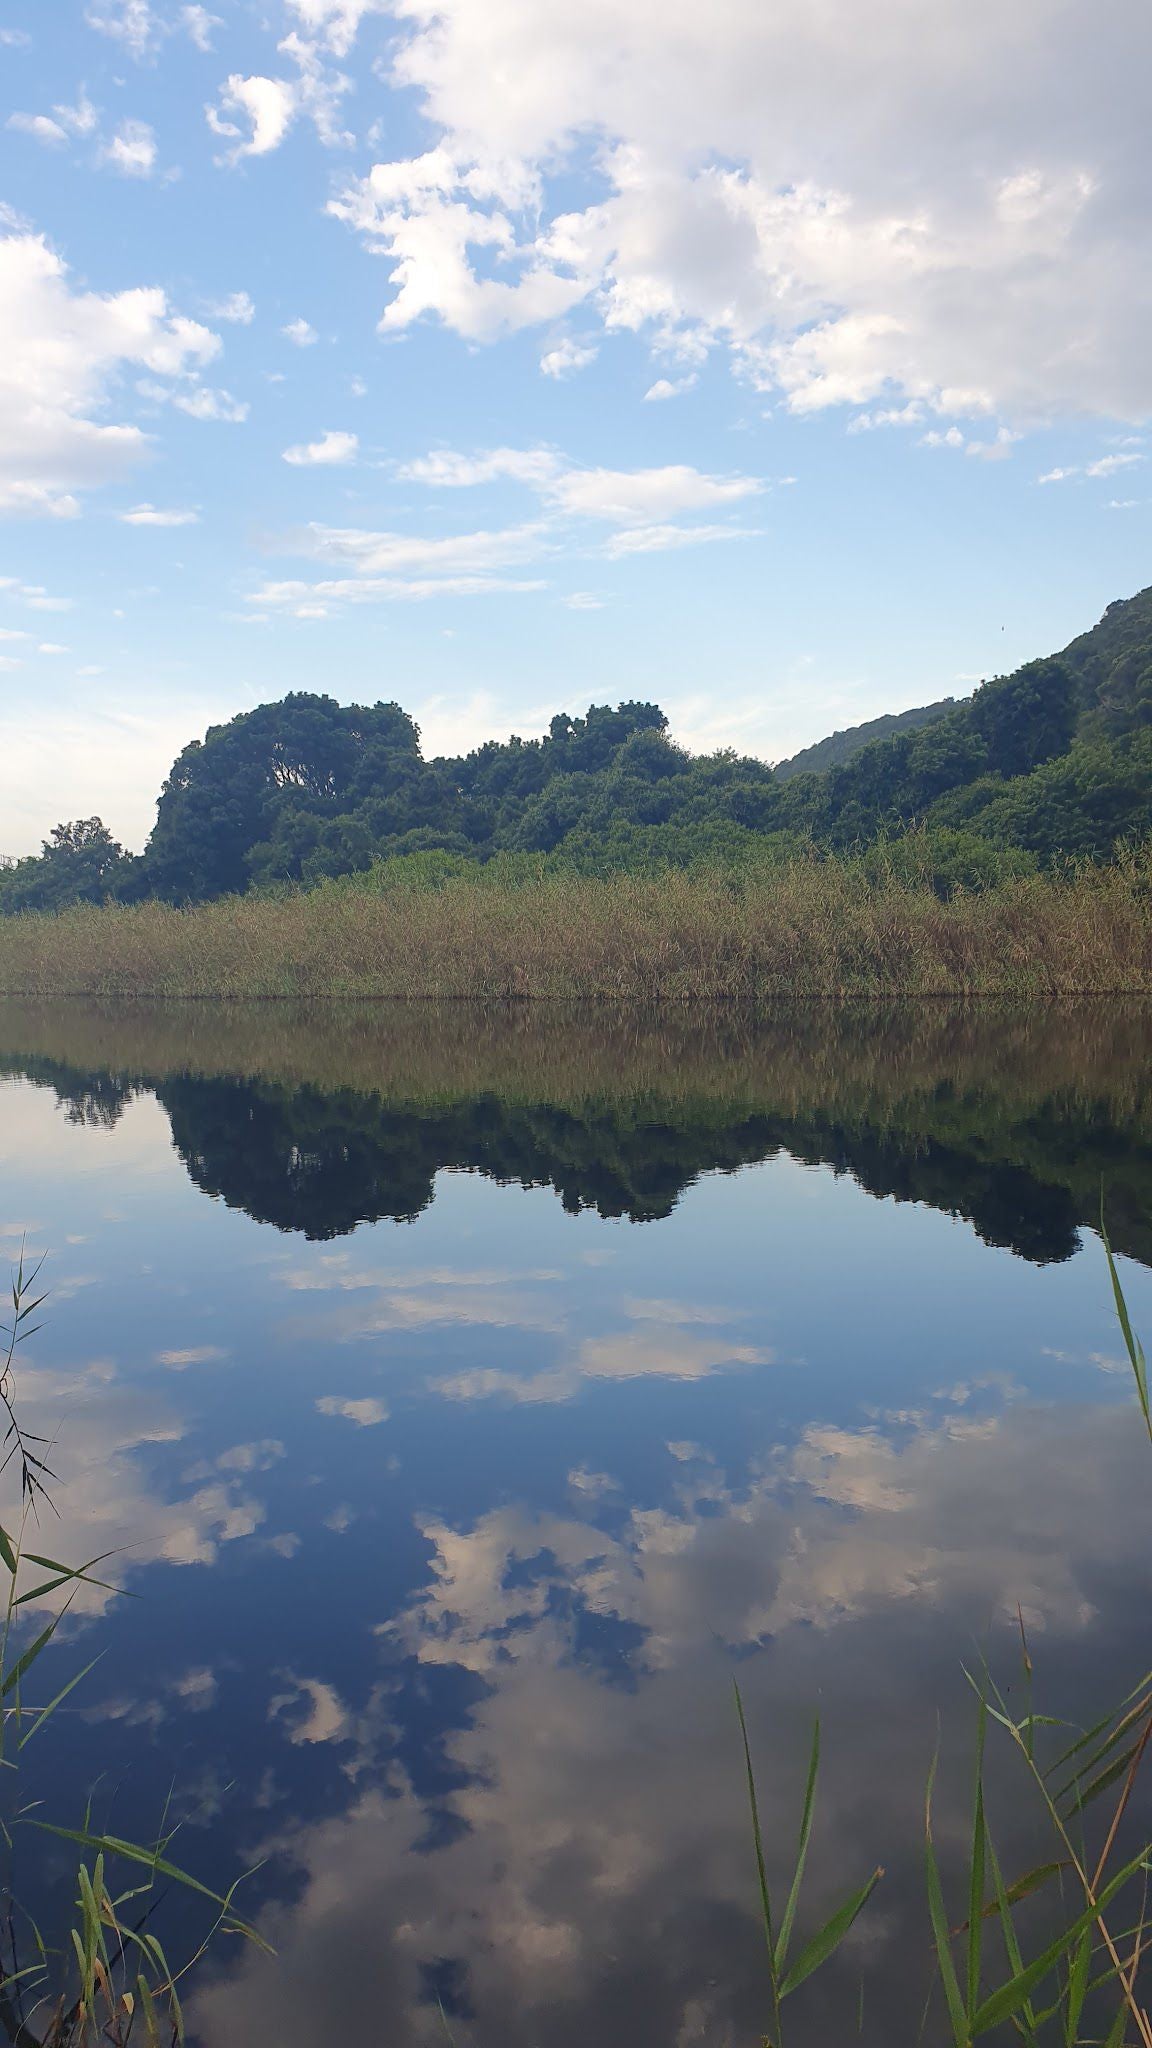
[1,999,1152,2045]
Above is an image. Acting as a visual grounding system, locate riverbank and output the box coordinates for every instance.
[1,859,1151,1000]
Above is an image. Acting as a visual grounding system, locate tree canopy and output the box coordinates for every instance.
[5,584,1152,913]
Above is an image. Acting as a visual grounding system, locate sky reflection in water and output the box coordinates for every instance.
[0,1001,1151,2046]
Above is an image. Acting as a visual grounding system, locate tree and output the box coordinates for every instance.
[0,818,132,913]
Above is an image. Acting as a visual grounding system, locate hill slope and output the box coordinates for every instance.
[774,698,958,781]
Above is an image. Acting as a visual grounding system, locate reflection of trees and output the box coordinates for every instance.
[5,1048,1152,1261]
[155,1076,1088,1251]
[0,1053,138,1130]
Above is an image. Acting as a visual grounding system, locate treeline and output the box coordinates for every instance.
[4,585,1152,913]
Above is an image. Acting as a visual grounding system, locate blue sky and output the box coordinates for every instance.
[1,0,1149,853]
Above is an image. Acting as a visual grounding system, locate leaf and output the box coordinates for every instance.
[774,1718,820,1974]
[0,1614,62,1698]
[733,1682,775,1967]
[19,1654,104,1746]
[778,1867,883,1997]
[972,1855,1142,2035]
[1064,1927,1090,2047]
[967,1698,988,2017]
[926,1748,970,2046]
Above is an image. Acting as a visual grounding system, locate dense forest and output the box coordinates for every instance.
[4,584,1152,912]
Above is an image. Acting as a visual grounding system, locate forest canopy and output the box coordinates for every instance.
[5,585,1152,912]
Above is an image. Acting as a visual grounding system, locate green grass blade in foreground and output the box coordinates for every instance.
[925,1744,970,2045]
[1102,1199,1151,1444]
[776,1866,883,1998]
[733,1682,775,1964]
[773,1718,820,1974]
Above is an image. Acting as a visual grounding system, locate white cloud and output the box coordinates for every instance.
[540,337,598,378]
[8,98,98,149]
[102,118,157,177]
[0,28,31,45]
[208,74,297,160]
[564,591,603,609]
[86,0,159,59]
[322,0,1152,428]
[283,0,388,55]
[282,430,359,466]
[643,374,698,401]
[172,386,249,422]
[282,317,318,346]
[207,33,353,163]
[182,4,220,49]
[602,520,760,556]
[397,446,559,488]
[8,113,70,147]
[0,228,221,515]
[397,446,762,524]
[547,462,761,523]
[257,450,763,609]
[249,571,546,610]
[1038,451,1144,484]
[211,291,255,324]
[118,502,201,525]
[37,643,69,654]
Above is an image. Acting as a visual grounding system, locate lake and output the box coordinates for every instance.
[1,998,1151,2046]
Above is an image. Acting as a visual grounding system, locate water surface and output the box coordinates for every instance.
[1,999,1151,2045]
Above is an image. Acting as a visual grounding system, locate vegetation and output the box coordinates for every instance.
[0,848,1151,1002]
[772,694,957,780]
[3,585,1152,915]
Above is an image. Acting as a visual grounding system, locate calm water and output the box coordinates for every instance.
[1,999,1151,2045]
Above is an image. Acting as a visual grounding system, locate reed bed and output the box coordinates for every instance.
[2,860,1152,1003]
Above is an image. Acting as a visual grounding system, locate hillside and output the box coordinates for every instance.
[774,697,958,780]
[3,584,1152,911]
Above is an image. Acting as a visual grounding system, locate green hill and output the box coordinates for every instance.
[774,698,958,780]
[4,584,1152,911]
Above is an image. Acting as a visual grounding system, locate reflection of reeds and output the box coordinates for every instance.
[2,992,1152,1120]
[1,859,1152,1002]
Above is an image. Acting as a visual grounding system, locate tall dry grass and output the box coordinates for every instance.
[1,860,1152,1002]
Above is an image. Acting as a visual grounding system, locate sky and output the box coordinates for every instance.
[0,0,1150,855]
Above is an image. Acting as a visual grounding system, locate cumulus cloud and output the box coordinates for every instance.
[182,4,220,49]
[283,0,389,55]
[211,291,256,323]
[0,228,221,515]
[282,429,359,466]
[282,317,318,346]
[644,374,698,400]
[207,32,353,162]
[317,0,1152,429]
[102,118,158,177]
[85,0,160,58]
[540,337,598,378]
[171,386,249,421]
[7,96,99,149]
[118,502,200,524]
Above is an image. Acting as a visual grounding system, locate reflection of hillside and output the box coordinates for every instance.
[4,1002,1152,1258]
